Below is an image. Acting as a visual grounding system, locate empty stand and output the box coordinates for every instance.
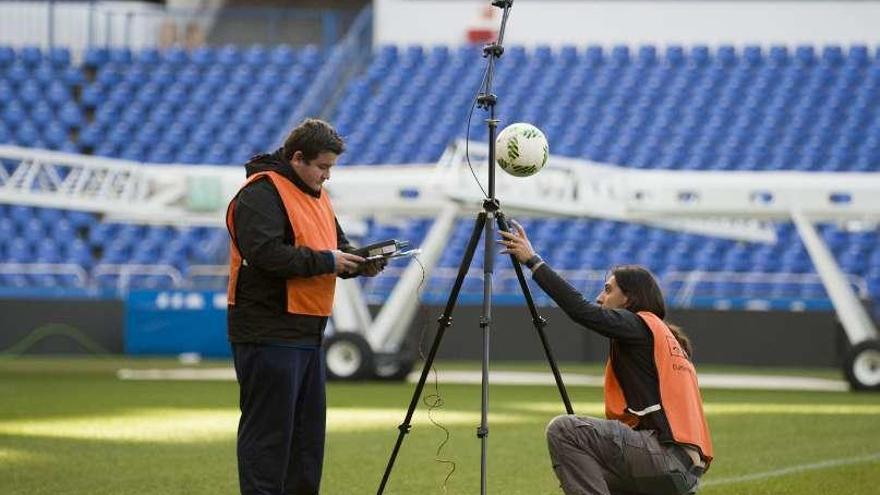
[0,43,878,310]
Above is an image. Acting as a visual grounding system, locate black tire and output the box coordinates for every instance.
[324,332,374,381]
[843,339,880,391]
[374,355,416,381]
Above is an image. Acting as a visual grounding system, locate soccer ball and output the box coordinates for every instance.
[495,123,549,177]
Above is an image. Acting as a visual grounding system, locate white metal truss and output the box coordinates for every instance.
[1,143,878,354]
[5,142,879,230]
[792,211,878,347]
[0,145,244,226]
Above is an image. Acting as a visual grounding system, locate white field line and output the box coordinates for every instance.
[116,368,849,392]
[408,370,849,392]
[117,368,236,381]
[703,452,880,486]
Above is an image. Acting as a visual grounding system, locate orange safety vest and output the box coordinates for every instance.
[226,170,337,316]
[605,311,714,464]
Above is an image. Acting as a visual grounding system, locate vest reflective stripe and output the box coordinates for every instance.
[227,171,337,316]
[604,311,714,465]
[626,404,662,416]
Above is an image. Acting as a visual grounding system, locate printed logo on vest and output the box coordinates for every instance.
[666,335,687,358]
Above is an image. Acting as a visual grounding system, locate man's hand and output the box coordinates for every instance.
[497,219,537,264]
[359,258,387,277]
[332,250,365,274]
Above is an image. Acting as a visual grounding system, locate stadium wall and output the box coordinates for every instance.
[0,295,846,367]
[375,0,880,47]
[0,299,124,355]
[0,1,166,53]
[416,305,846,367]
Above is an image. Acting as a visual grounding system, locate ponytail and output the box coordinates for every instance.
[667,323,693,358]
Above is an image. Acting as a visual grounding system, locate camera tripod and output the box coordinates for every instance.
[376,2,573,494]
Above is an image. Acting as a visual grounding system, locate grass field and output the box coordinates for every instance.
[1,357,879,494]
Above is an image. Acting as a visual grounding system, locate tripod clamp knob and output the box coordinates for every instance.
[534,316,548,329]
[482,43,504,59]
[476,93,497,109]
[482,198,501,212]
[476,426,489,438]
[398,423,412,435]
[437,315,453,327]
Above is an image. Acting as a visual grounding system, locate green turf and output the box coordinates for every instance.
[1,357,878,494]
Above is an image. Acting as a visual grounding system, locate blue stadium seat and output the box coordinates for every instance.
[794,45,816,66]
[58,102,83,129]
[7,238,32,262]
[0,217,15,241]
[14,121,41,147]
[18,80,43,108]
[83,47,108,68]
[190,46,215,67]
[163,45,189,66]
[216,44,242,66]
[5,62,29,86]
[19,46,42,67]
[48,47,71,68]
[134,48,157,65]
[0,45,15,67]
[768,45,789,65]
[44,123,68,150]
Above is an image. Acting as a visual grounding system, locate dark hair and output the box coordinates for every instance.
[611,265,693,358]
[282,118,345,163]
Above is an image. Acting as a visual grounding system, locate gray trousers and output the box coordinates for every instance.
[546,415,702,495]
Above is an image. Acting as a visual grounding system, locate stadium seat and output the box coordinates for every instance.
[19,46,42,67]
[1,42,876,306]
[0,45,15,67]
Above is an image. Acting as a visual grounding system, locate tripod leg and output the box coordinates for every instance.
[479,209,495,495]
[496,213,574,414]
[376,212,487,495]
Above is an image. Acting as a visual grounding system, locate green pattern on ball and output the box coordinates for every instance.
[507,136,520,160]
[512,164,536,176]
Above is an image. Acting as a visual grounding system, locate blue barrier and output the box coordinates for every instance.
[125,290,229,357]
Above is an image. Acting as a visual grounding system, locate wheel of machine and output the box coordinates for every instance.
[374,355,416,381]
[324,332,374,381]
[844,339,880,391]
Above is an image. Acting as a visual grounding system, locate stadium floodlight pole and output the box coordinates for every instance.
[376,2,573,493]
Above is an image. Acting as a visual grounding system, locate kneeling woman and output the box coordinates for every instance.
[499,220,713,495]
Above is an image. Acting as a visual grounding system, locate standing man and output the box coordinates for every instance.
[499,220,713,495]
[226,118,384,495]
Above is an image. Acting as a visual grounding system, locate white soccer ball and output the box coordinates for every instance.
[495,122,549,177]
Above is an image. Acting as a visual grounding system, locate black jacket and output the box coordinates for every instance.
[532,263,676,443]
[227,149,353,345]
